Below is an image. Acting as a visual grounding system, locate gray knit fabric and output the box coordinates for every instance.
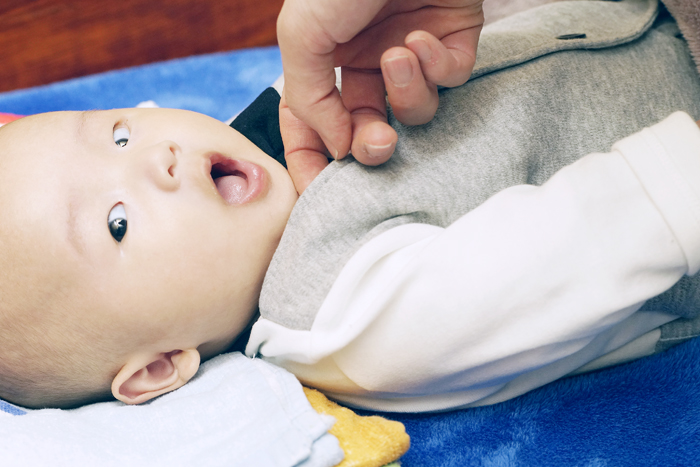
[259,0,700,333]
[484,0,700,76]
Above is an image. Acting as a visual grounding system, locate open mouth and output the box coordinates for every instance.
[209,154,265,205]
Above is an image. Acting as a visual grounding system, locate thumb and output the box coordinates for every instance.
[277,0,382,159]
[279,90,331,194]
[283,75,353,160]
[286,149,330,194]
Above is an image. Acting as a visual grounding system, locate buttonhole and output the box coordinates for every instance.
[556,33,587,40]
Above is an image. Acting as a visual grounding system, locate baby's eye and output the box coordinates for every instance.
[113,125,130,147]
[108,203,127,243]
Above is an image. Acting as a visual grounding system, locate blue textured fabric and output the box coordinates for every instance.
[376,339,700,466]
[0,46,282,121]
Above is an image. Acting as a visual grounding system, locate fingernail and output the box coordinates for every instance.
[408,38,432,63]
[364,142,394,160]
[384,56,413,87]
[323,141,340,160]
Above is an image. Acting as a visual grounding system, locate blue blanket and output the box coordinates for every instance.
[0,47,283,121]
[384,338,700,466]
[1,46,698,466]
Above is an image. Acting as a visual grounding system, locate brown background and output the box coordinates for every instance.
[0,0,283,93]
[0,0,554,94]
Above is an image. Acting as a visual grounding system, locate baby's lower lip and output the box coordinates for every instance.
[209,155,266,205]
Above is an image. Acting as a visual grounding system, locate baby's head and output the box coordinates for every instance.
[0,108,297,408]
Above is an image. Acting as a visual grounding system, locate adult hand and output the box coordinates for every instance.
[277,0,484,193]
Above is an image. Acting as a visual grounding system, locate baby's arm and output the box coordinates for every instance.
[252,112,700,411]
[342,113,700,406]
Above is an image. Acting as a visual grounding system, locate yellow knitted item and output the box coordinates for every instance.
[303,387,410,467]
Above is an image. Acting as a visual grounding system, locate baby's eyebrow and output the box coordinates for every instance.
[75,110,98,142]
[66,198,87,256]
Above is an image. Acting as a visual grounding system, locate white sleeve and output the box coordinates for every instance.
[250,112,700,411]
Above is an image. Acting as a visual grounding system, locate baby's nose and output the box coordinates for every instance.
[143,141,180,191]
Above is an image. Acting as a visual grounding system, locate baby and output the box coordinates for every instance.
[2,0,700,410]
[0,107,298,407]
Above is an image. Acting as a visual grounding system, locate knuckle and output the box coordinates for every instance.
[425,64,451,85]
[393,105,437,126]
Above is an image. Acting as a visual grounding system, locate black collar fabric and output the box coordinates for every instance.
[229,87,286,168]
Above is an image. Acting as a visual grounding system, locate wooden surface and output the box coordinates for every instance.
[0,0,283,92]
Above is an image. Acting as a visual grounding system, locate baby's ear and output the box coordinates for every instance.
[111,349,200,405]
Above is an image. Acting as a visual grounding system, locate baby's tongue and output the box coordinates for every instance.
[214,174,249,205]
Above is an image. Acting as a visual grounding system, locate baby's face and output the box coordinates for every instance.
[0,108,297,354]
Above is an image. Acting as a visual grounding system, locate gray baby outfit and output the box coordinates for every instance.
[248,0,700,410]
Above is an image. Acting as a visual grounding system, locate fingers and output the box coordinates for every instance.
[279,90,330,194]
[350,116,398,166]
[276,0,389,160]
[405,28,480,88]
[277,7,351,160]
[381,27,481,126]
[281,69,353,161]
[285,148,331,194]
[381,46,439,126]
[341,68,398,165]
